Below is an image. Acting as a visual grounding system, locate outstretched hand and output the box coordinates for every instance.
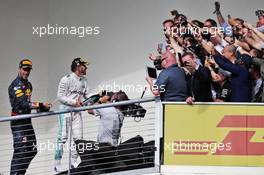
[149,53,157,61]
[213,1,220,14]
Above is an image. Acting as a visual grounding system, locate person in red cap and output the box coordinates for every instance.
[8,59,52,175]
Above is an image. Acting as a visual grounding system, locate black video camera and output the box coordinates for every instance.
[123,104,146,118]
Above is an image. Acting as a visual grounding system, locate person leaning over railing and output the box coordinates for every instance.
[8,59,52,175]
[180,52,213,104]
[87,91,127,147]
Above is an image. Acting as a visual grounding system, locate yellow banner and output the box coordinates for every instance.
[163,103,264,166]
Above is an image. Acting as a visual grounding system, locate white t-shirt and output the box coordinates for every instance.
[214,39,228,54]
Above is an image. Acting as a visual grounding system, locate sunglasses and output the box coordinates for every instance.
[22,68,31,72]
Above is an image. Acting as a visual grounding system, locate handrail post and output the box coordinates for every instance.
[68,112,73,175]
[154,97,162,172]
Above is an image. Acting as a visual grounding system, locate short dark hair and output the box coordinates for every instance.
[71,57,88,72]
[181,52,194,59]
[115,91,129,102]
[162,19,174,26]
[204,18,217,27]
[192,20,204,28]
[235,18,244,24]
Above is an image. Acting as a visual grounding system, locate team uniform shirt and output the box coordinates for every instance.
[55,73,89,161]
[57,73,89,107]
[93,107,124,146]
[8,76,37,174]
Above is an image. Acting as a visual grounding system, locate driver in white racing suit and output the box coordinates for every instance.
[54,58,89,172]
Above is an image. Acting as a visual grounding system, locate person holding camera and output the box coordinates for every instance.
[8,59,52,175]
[54,58,89,172]
[181,52,213,104]
[146,50,188,101]
[88,91,127,146]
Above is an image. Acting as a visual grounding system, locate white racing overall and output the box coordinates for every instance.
[54,73,89,164]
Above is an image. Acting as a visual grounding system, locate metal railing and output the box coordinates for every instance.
[0,97,161,175]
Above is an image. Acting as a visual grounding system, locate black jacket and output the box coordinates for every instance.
[8,76,33,115]
[187,66,213,102]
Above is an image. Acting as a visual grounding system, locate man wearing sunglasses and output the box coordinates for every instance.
[8,59,52,175]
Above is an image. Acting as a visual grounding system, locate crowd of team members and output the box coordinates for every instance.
[146,2,264,103]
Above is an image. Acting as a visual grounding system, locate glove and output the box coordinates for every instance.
[213,1,220,14]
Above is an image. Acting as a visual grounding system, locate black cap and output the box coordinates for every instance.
[71,57,90,72]
[256,9,264,17]
[73,57,89,66]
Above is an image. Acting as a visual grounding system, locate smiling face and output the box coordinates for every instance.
[182,53,194,66]
[257,16,264,27]
[18,67,31,80]
[75,64,87,77]
[79,65,87,76]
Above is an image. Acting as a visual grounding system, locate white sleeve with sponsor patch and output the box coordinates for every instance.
[57,73,89,107]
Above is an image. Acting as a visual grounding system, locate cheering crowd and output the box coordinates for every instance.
[146,1,264,103]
